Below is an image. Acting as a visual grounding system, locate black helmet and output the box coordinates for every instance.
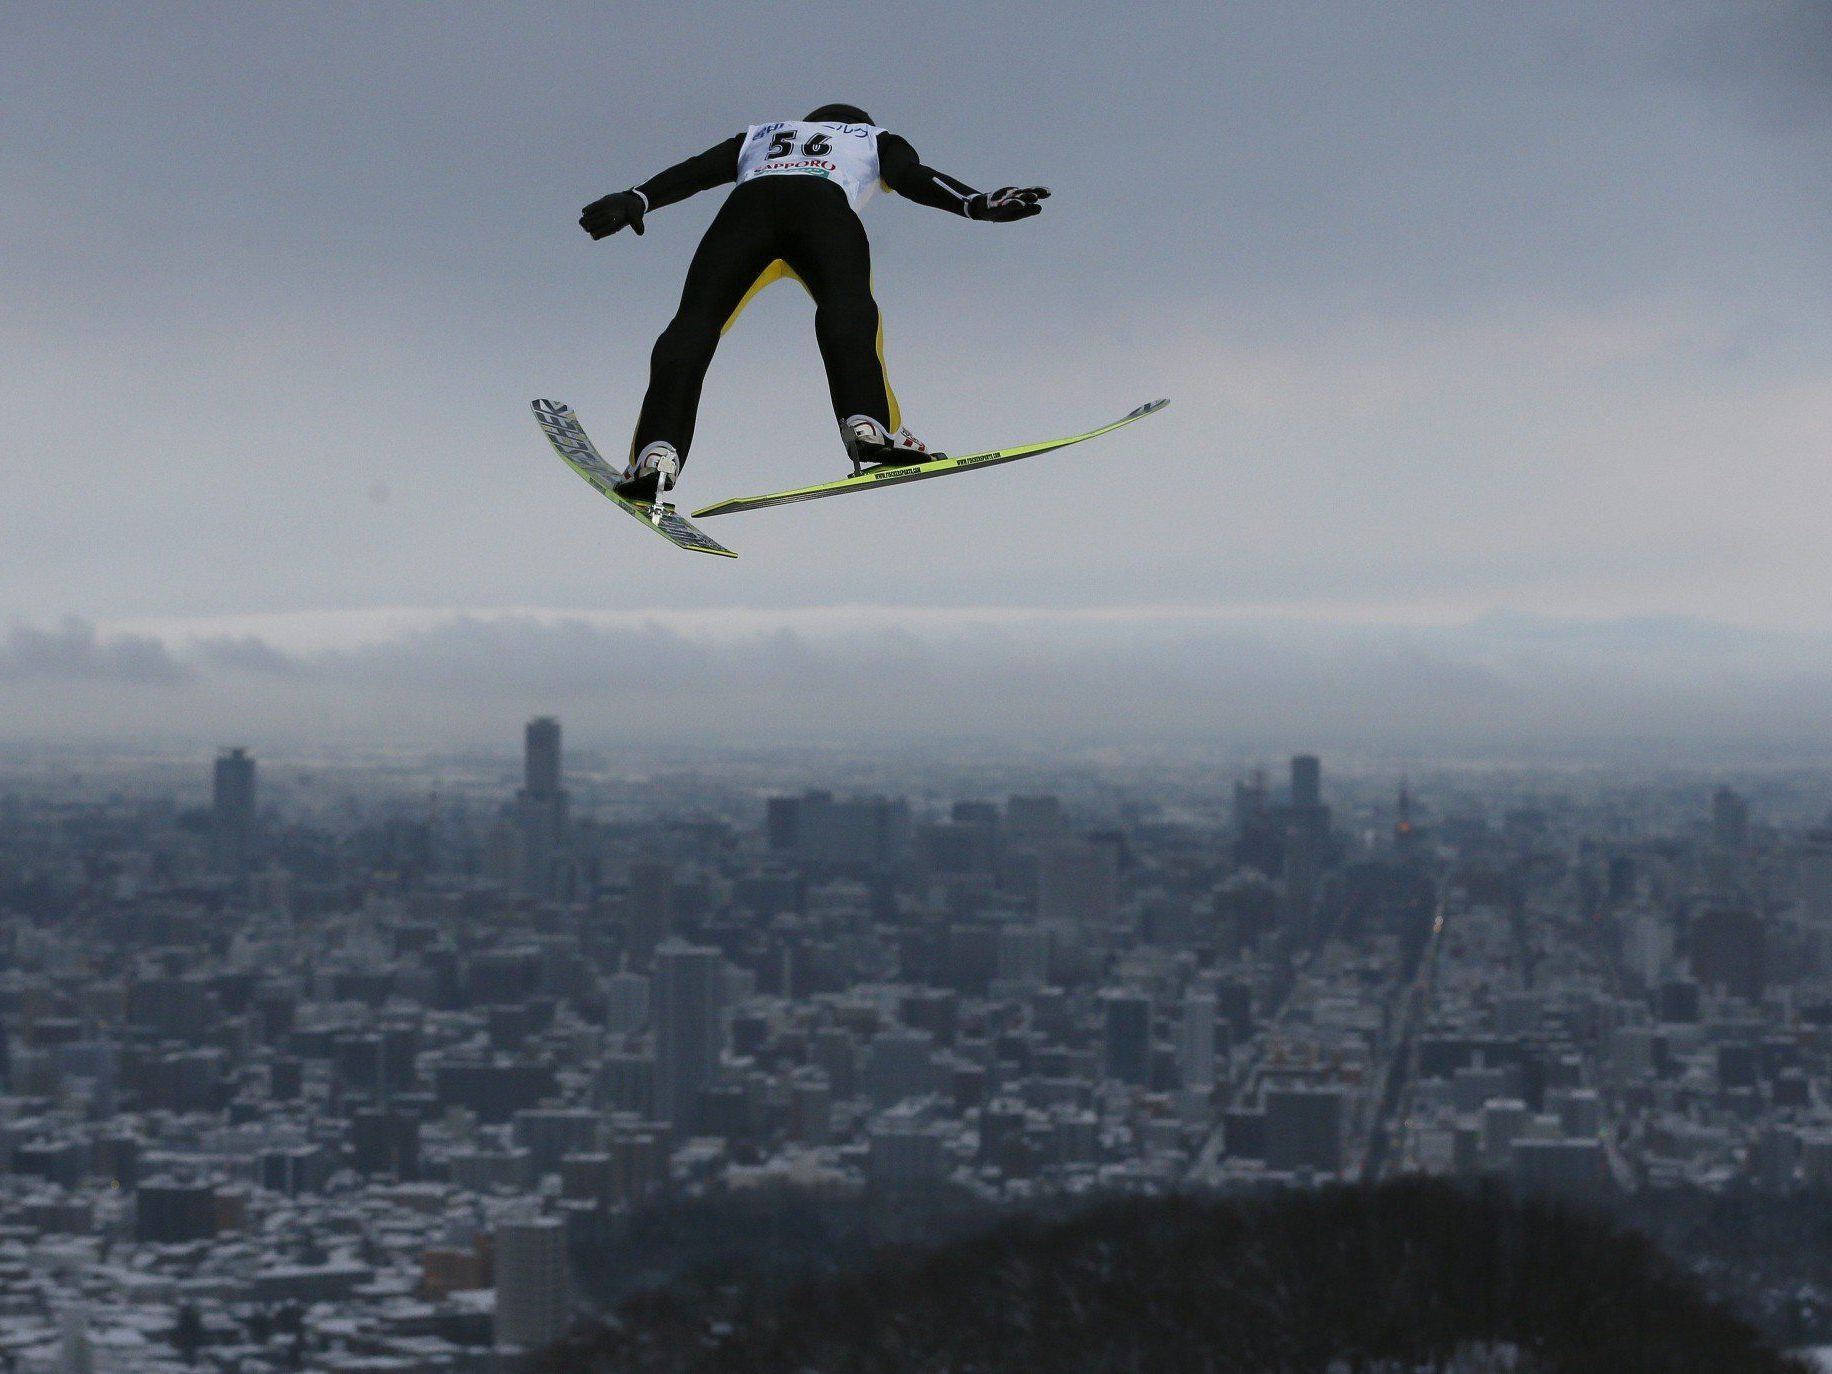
[805,103,873,125]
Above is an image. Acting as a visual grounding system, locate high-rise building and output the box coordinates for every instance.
[432,1061,560,1124]
[494,1217,570,1351]
[653,941,723,1128]
[1176,994,1217,1091]
[1689,907,1765,1000]
[863,1028,938,1106]
[1102,991,1152,1086]
[514,1108,601,1175]
[1282,823,1320,934]
[1393,781,1421,857]
[1232,771,1268,833]
[136,1181,219,1243]
[1290,754,1321,811]
[764,791,911,867]
[351,1109,420,1180]
[1232,768,1286,874]
[514,717,569,898]
[525,716,561,799]
[59,1307,92,1374]
[868,1118,946,1190]
[916,820,999,878]
[1288,753,1331,850]
[212,747,256,873]
[1039,840,1118,930]
[605,971,650,1035]
[766,795,801,850]
[1712,785,1750,849]
[995,924,1050,988]
[608,1128,667,1206]
[1263,1085,1346,1175]
[1213,873,1278,955]
[1800,831,1832,925]
[1005,794,1065,836]
[1480,1098,1532,1168]
[625,861,674,964]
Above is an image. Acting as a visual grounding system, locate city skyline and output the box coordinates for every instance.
[4,727,1832,1365]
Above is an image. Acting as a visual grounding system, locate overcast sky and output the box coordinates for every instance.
[3,2,1828,751]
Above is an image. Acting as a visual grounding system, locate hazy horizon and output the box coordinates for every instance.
[3,605,1831,761]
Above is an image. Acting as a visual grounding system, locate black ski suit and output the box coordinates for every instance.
[618,124,991,465]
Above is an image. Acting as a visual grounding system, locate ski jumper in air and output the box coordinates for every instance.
[578,103,1048,501]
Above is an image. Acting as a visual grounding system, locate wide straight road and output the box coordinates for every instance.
[1361,880,1450,1181]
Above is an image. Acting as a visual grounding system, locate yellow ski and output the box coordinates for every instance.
[691,398,1170,519]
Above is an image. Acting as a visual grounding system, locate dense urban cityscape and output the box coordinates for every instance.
[3,725,1832,1370]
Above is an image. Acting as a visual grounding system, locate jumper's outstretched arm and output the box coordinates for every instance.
[877,133,1049,221]
[580,133,744,239]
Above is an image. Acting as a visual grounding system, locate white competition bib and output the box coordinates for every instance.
[736,121,884,213]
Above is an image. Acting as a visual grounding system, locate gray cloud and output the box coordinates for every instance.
[0,611,1828,759]
[1661,1,1832,129]
[0,617,190,685]
[190,635,311,677]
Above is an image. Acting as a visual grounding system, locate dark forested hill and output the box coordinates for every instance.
[540,1179,1803,1374]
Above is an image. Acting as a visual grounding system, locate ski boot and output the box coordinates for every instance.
[843,415,944,474]
[615,441,682,509]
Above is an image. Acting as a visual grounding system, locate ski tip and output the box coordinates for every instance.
[1130,397,1170,419]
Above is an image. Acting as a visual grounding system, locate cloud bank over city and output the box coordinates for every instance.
[2,609,1828,758]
